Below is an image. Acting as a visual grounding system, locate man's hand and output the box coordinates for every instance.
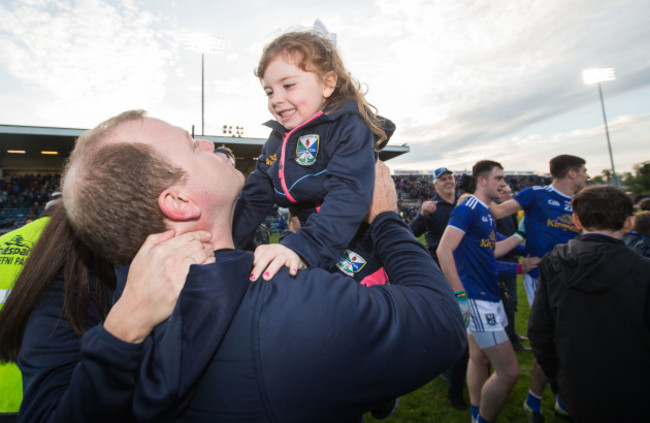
[521,255,541,274]
[250,243,307,281]
[366,160,398,224]
[105,230,215,344]
[420,200,438,217]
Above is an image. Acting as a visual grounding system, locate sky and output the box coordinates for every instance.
[0,0,648,177]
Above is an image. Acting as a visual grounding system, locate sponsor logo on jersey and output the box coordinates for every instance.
[546,213,579,233]
[480,230,497,250]
[336,249,367,276]
[486,313,496,326]
[265,153,277,166]
[296,134,319,166]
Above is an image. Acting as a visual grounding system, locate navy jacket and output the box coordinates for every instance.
[17,277,139,423]
[529,234,650,421]
[409,192,458,263]
[136,212,464,422]
[233,101,395,271]
[17,213,465,422]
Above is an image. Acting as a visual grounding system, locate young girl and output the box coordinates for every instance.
[232,30,395,284]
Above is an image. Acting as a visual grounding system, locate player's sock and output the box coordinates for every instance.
[471,404,479,422]
[525,390,542,413]
[477,415,493,423]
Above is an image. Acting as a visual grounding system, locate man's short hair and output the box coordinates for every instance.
[571,185,633,231]
[62,111,187,265]
[633,211,650,238]
[472,160,503,184]
[637,198,650,211]
[549,155,585,179]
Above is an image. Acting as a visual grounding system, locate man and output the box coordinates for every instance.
[56,110,466,422]
[410,167,458,265]
[528,185,650,422]
[494,185,528,352]
[490,154,588,422]
[638,197,650,211]
[409,167,468,410]
[623,211,650,258]
[437,160,533,423]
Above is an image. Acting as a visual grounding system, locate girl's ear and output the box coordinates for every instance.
[322,71,337,99]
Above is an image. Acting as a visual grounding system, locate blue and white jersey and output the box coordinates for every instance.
[448,195,500,302]
[514,185,580,277]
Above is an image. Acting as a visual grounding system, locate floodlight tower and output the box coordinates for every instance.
[183,33,225,135]
[582,68,618,186]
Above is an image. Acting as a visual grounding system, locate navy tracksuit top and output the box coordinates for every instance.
[233,101,395,280]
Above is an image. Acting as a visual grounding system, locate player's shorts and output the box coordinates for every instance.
[523,274,538,308]
[471,329,509,350]
[467,298,508,334]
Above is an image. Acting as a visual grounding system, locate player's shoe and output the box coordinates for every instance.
[370,397,400,419]
[522,400,545,423]
[554,397,573,420]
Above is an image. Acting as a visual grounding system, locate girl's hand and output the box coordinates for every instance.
[249,243,306,281]
[105,230,215,344]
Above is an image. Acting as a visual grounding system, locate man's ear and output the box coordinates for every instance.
[623,215,634,233]
[322,71,337,99]
[567,168,577,180]
[158,187,201,221]
[572,213,584,231]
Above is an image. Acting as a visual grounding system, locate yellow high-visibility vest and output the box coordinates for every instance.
[0,217,51,413]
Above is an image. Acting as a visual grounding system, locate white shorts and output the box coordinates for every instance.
[471,330,509,350]
[523,274,538,308]
[467,298,508,333]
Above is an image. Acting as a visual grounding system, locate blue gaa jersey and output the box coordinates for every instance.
[514,185,581,277]
[448,195,501,302]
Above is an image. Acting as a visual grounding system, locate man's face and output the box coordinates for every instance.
[572,165,590,191]
[484,167,506,201]
[110,118,245,213]
[434,172,455,196]
[499,185,513,202]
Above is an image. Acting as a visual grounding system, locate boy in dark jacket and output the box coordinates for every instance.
[528,185,650,422]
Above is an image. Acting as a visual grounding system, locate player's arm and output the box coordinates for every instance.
[489,198,521,220]
[436,226,465,293]
[494,233,525,258]
[436,226,471,326]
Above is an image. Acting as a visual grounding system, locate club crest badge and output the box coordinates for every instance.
[336,249,367,276]
[265,153,277,166]
[486,313,496,326]
[296,134,319,166]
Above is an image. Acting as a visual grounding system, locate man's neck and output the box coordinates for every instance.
[210,227,236,251]
[438,191,455,203]
[473,190,491,206]
[551,178,575,197]
[582,228,625,239]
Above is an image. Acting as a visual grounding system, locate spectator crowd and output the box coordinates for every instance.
[0,174,60,229]
[392,173,553,224]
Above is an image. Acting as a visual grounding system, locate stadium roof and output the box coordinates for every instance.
[0,124,409,176]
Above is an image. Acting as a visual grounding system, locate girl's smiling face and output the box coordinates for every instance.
[261,54,336,130]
